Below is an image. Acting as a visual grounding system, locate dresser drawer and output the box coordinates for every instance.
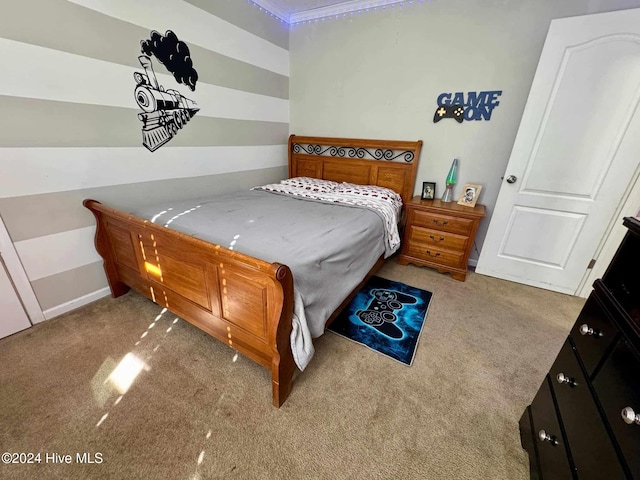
[593,338,640,478]
[530,376,573,480]
[549,339,626,479]
[519,408,542,480]
[410,209,474,236]
[407,225,468,252]
[570,295,620,377]
[405,244,464,268]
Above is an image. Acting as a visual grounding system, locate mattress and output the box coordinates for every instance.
[131,188,393,370]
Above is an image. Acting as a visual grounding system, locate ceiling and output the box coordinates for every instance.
[266,0,350,15]
[253,0,407,23]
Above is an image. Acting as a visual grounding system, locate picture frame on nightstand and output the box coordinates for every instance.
[421,182,436,200]
[457,183,482,207]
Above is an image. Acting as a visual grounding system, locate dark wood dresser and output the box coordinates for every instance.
[519,216,640,479]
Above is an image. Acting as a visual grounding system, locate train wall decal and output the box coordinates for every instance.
[134,31,199,152]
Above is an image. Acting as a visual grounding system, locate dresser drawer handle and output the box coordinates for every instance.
[556,372,578,388]
[538,430,559,446]
[429,235,445,242]
[425,250,441,258]
[432,219,449,226]
[621,407,640,425]
[579,323,603,338]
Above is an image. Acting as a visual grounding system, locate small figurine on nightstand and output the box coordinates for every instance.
[441,158,458,202]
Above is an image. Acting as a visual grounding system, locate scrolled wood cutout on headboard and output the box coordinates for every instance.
[288,135,422,205]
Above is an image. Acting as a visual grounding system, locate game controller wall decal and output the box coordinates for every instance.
[433,104,465,124]
[433,90,502,124]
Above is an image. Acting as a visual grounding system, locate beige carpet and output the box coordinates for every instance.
[0,262,584,479]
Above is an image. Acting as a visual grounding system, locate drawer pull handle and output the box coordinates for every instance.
[579,323,603,338]
[621,407,640,425]
[538,430,559,446]
[425,250,441,258]
[556,373,578,388]
[429,235,445,242]
[432,219,449,226]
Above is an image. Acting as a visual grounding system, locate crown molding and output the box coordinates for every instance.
[250,0,291,23]
[289,0,410,24]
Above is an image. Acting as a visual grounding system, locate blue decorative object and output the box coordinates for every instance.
[434,90,502,122]
[328,276,432,365]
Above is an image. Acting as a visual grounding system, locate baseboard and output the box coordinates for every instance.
[42,287,111,321]
[467,258,478,268]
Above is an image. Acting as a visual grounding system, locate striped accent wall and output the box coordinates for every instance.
[0,0,290,320]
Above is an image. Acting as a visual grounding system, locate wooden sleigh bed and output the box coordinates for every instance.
[84,135,422,407]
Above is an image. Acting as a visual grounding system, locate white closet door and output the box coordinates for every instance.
[0,255,31,338]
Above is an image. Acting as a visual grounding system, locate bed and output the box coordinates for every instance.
[84,135,422,407]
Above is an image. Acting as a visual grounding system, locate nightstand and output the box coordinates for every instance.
[397,196,486,281]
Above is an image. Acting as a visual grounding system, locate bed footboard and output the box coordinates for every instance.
[83,199,295,407]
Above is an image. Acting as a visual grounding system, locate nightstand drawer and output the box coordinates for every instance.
[406,245,464,268]
[411,210,474,236]
[407,225,468,252]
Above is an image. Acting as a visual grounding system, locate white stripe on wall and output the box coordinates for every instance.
[67,0,289,76]
[0,38,289,123]
[0,144,287,198]
[14,226,101,281]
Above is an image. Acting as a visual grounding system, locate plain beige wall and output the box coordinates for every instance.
[289,0,640,261]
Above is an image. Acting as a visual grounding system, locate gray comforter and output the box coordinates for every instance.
[132,189,387,370]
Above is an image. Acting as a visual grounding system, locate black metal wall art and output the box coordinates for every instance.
[134,30,200,152]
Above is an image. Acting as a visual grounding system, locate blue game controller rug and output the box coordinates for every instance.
[328,276,432,366]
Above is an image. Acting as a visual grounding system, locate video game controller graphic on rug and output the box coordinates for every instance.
[355,289,418,339]
[433,104,465,123]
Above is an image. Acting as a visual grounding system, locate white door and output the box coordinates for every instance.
[476,8,640,294]
[0,254,31,338]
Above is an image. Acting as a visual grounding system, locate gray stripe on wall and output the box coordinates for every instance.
[31,261,108,311]
[1,0,288,99]
[0,167,288,242]
[0,96,288,147]
[184,0,289,50]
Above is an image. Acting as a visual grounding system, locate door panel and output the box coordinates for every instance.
[499,207,585,268]
[525,38,640,198]
[477,8,640,294]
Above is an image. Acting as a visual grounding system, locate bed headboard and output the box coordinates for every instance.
[288,135,422,205]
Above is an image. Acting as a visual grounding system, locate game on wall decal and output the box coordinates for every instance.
[134,30,200,152]
[433,90,502,124]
